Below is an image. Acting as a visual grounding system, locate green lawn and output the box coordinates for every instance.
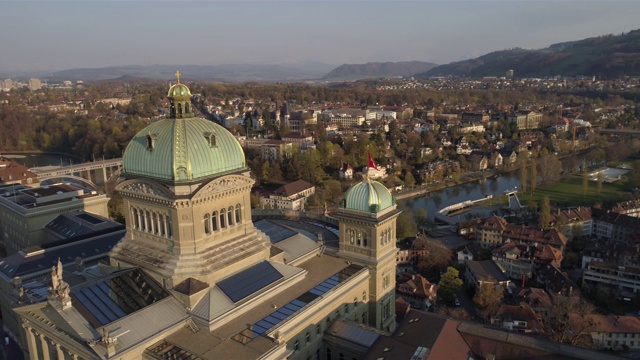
[518,175,632,208]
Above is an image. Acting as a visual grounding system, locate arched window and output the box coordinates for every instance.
[349,230,354,244]
[212,211,218,231]
[151,213,158,234]
[145,210,151,232]
[235,204,241,224]
[177,103,182,117]
[363,233,368,247]
[132,208,139,229]
[159,214,166,237]
[204,214,210,234]
[220,209,226,228]
[228,206,234,226]
[185,103,190,114]
[356,231,361,246]
[166,218,173,238]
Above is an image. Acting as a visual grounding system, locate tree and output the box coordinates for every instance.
[519,160,528,193]
[416,236,453,271]
[543,297,596,347]
[472,283,504,319]
[404,171,416,188]
[529,158,537,194]
[415,208,428,226]
[322,180,343,205]
[539,196,551,229]
[396,212,417,240]
[582,169,589,197]
[538,150,563,184]
[438,267,463,305]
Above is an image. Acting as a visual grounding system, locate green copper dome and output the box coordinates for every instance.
[123,76,246,183]
[342,179,394,213]
[168,83,191,98]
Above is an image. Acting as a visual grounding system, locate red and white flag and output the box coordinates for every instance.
[367,151,379,171]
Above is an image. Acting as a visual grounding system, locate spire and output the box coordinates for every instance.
[175,70,181,84]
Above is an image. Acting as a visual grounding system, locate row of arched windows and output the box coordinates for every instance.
[131,208,173,238]
[204,204,242,234]
[348,229,368,247]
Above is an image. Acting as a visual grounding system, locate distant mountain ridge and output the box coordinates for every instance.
[416,30,640,78]
[44,63,337,82]
[322,61,438,80]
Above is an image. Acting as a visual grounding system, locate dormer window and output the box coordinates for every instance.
[204,132,217,147]
[146,133,158,151]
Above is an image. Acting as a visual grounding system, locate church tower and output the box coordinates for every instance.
[110,72,270,289]
[334,179,400,332]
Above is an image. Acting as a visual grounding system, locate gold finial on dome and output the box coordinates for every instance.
[175,70,181,84]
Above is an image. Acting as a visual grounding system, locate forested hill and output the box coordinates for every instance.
[322,61,438,80]
[416,30,640,79]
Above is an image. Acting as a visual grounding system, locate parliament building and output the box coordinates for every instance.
[12,75,400,360]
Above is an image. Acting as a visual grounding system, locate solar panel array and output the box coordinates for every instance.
[243,265,363,340]
[218,261,284,303]
[253,220,297,243]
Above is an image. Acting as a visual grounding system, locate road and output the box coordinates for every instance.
[0,324,23,360]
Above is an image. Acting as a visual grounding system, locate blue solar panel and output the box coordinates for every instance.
[218,262,284,303]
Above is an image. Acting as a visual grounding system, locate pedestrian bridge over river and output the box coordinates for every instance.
[30,158,123,190]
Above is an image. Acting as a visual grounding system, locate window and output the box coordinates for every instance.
[356,231,362,246]
[228,206,234,226]
[204,131,217,147]
[349,230,354,244]
[316,324,321,335]
[220,209,226,228]
[204,214,210,234]
[344,304,349,314]
[326,348,331,360]
[294,340,299,351]
[177,103,182,117]
[133,208,139,229]
[235,204,241,224]
[305,332,310,344]
[362,291,367,301]
[211,211,218,231]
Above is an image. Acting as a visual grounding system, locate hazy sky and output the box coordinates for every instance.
[1,1,639,72]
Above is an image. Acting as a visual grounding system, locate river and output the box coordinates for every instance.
[1,153,80,168]
[401,152,604,222]
[401,172,521,222]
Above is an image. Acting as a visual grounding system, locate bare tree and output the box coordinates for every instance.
[543,297,596,347]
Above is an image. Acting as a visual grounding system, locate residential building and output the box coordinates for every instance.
[592,208,640,243]
[536,264,580,299]
[589,315,640,351]
[260,139,293,161]
[490,305,543,333]
[260,179,316,211]
[464,260,511,290]
[508,110,541,130]
[361,310,619,360]
[338,163,354,180]
[396,273,437,311]
[583,260,640,300]
[550,207,592,239]
[28,78,42,91]
[0,157,39,185]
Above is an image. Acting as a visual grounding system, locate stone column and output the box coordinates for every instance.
[55,343,65,360]
[22,325,38,360]
[38,332,50,359]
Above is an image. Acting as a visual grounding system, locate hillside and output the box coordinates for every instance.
[46,63,336,82]
[323,61,438,81]
[416,30,640,78]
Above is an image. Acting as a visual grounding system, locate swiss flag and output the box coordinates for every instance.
[367,152,379,171]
